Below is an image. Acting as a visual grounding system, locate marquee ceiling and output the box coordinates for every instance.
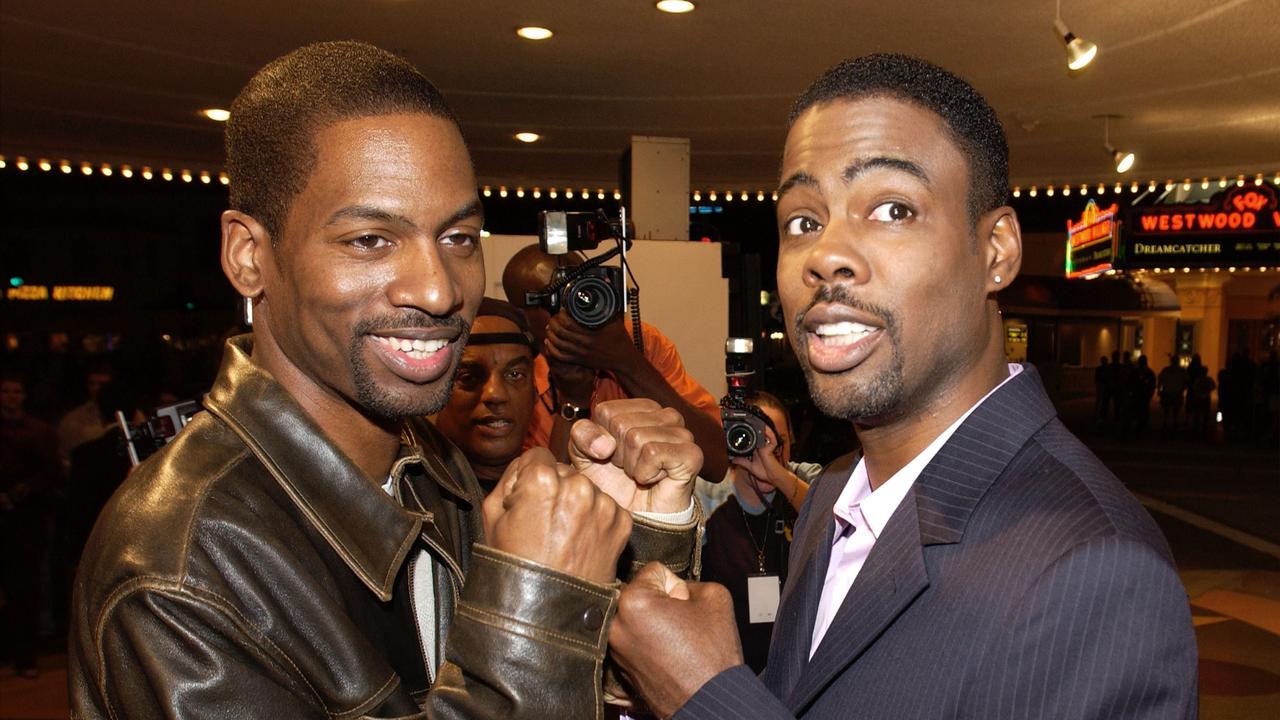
[2,0,1278,191]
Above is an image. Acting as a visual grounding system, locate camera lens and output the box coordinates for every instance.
[565,275,618,328]
[725,421,758,456]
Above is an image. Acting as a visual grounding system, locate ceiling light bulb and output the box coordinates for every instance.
[1047,185,1055,197]
[1097,184,1105,194]
[656,0,696,13]
[142,167,154,180]
[1029,186,1038,197]
[566,189,574,198]
[597,189,605,200]
[16,157,29,171]
[1201,178,1209,189]
[162,168,174,181]
[757,190,765,201]
[1054,18,1097,70]
[81,163,93,175]
[516,26,553,40]
[613,189,622,200]
[201,108,231,122]
[771,191,779,201]
[1063,185,1071,196]
[740,191,748,201]
[60,161,72,174]
[693,190,701,201]
[548,188,557,198]
[38,159,51,172]
[516,187,525,198]
[121,165,133,178]
[709,191,717,201]
[200,171,211,184]
[1110,148,1134,173]
[514,132,541,143]
[1130,182,1138,192]
[533,187,542,199]
[1013,187,1021,198]
[219,172,229,185]
[499,186,508,198]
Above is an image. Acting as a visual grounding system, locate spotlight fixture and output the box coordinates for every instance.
[1053,0,1097,70]
[1096,114,1134,173]
[200,108,231,122]
[516,26,553,41]
[656,0,696,13]
[514,132,541,143]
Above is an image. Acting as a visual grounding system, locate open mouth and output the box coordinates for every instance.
[474,415,516,437]
[367,332,457,384]
[802,307,887,374]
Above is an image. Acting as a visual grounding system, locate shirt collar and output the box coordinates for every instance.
[832,364,1023,541]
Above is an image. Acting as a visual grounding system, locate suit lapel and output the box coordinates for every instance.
[762,452,856,701]
[786,493,929,712]
[784,365,1058,712]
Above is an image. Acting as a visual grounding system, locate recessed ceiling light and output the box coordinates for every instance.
[514,132,542,143]
[656,0,696,13]
[516,26,553,40]
[201,108,231,122]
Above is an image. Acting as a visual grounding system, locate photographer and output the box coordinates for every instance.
[701,391,820,672]
[503,244,730,483]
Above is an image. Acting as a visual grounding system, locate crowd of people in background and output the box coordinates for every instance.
[1095,349,1279,444]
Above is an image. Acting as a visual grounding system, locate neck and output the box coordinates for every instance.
[251,330,401,483]
[470,458,511,488]
[856,335,1009,491]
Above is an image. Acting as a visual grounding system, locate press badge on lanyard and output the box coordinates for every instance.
[747,574,780,623]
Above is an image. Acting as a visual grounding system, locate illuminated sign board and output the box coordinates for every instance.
[1065,200,1119,278]
[1126,185,1280,268]
[5,285,115,301]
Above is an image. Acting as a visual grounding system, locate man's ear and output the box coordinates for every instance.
[982,207,1022,294]
[221,210,273,298]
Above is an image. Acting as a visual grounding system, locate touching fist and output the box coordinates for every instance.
[483,447,631,584]
[568,398,703,514]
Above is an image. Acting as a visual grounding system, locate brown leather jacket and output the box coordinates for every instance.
[69,336,700,719]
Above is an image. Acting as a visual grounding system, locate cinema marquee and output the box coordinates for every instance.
[1125,184,1280,269]
[1065,200,1119,278]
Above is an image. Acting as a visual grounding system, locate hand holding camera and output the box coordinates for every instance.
[544,313,644,373]
[568,398,703,515]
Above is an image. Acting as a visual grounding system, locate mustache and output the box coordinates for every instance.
[353,311,471,338]
[793,284,897,333]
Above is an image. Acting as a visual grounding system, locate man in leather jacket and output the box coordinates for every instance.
[69,41,703,719]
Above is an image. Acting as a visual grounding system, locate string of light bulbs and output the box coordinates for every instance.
[3,155,1276,203]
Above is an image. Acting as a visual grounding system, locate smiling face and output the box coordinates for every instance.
[434,315,536,471]
[255,112,485,422]
[775,96,1001,426]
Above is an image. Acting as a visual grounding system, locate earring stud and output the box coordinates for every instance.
[993,274,1003,284]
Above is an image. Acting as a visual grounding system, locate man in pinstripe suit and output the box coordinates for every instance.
[608,54,1198,719]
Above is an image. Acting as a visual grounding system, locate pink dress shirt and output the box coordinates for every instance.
[809,364,1023,658]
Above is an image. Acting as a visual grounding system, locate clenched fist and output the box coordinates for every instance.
[568,398,704,514]
[483,447,631,584]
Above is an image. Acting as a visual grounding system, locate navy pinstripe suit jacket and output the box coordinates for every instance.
[678,365,1197,719]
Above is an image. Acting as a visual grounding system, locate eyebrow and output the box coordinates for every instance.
[774,156,931,201]
[323,198,485,237]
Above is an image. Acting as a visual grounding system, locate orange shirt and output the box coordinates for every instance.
[525,320,722,449]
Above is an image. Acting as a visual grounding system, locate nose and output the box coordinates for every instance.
[802,219,869,289]
[387,240,463,317]
[480,370,510,406]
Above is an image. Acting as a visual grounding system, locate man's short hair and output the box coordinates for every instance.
[789,53,1009,224]
[226,41,458,240]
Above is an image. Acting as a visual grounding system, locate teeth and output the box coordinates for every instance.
[814,321,875,336]
[812,321,877,347]
[372,335,449,358]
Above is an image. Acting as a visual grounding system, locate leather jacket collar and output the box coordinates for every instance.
[203,334,456,602]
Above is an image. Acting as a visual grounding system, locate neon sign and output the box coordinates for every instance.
[1126,184,1280,268]
[5,285,115,301]
[1065,200,1119,279]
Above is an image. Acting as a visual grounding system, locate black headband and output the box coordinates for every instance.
[468,331,535,350]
